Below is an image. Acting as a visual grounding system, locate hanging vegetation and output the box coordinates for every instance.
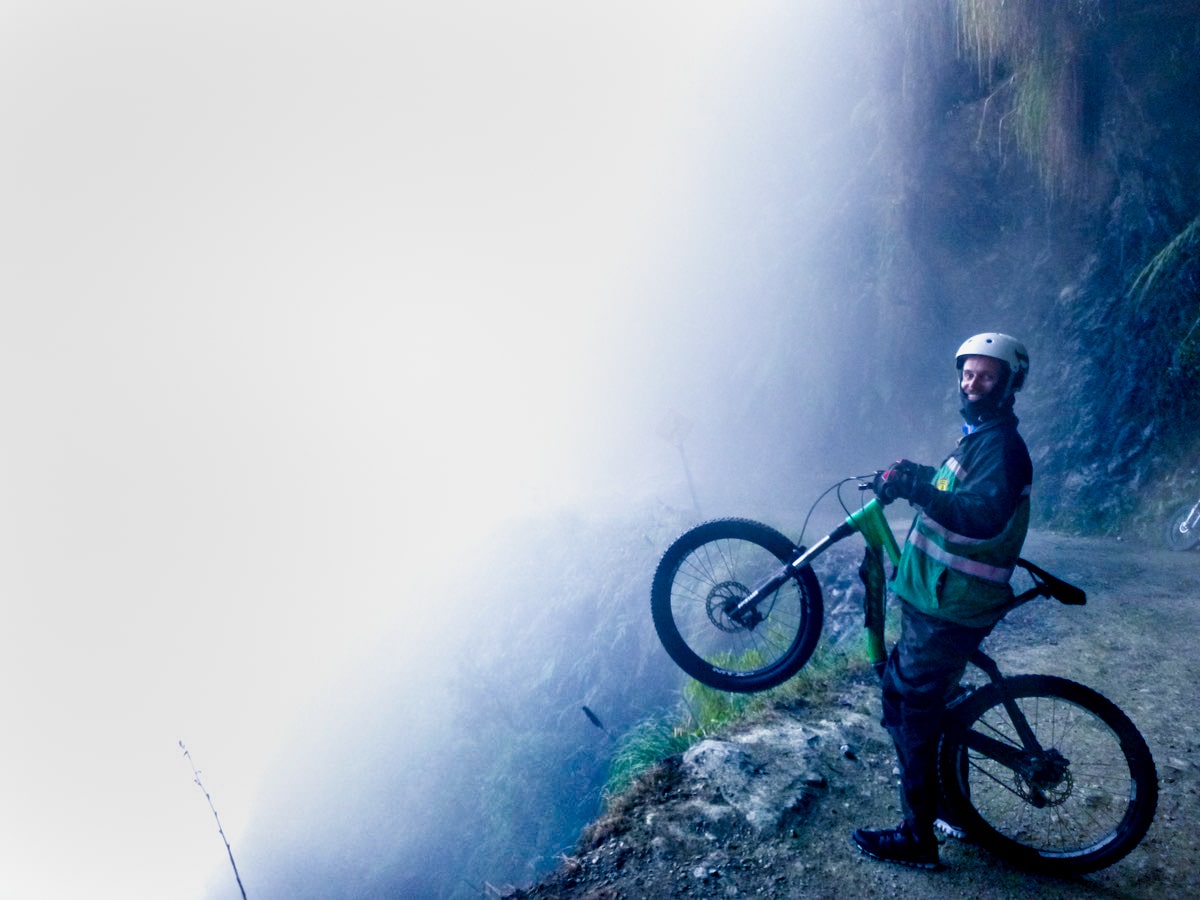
[1130,213,1200,439]
[954,0,1106,194]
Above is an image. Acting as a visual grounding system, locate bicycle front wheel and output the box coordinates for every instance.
[940,675,1158,875]
[650,518,823,693]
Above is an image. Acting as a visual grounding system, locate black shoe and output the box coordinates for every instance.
[852,822,942,870]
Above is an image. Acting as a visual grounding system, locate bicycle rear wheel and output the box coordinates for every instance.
[650,518,823,693]
[939,675,1157,875]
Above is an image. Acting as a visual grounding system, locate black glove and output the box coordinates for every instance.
[872,459,923,505]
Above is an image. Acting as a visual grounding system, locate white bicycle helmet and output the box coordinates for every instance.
[955,332,1029,397]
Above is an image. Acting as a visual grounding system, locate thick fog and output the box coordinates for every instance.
[0,2,935,898]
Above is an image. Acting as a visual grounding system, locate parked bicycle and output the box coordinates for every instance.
[1164,494,1200,551]
[651,476,1158,875]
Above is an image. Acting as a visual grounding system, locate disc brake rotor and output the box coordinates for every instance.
[1014,751,1073,808]
[706,581,757,633]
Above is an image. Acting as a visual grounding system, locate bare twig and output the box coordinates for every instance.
[180,741,249,900]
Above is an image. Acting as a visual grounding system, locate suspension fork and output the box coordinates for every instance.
[949,649,1068,793]
[966,649,1045,753]
[729,523,854,622]
[731,498,900,650]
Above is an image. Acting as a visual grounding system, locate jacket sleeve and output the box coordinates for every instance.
[915,430,1029,540]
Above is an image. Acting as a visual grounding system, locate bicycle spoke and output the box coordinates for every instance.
[670,537,803,674]
[652,518,823,693]
[958,690,1139,858]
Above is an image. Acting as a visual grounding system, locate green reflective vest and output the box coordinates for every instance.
[892,454,1031,628]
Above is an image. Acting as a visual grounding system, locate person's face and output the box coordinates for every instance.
[960,355,1004,402]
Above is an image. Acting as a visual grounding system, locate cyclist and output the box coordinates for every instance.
[852,332,1033,870]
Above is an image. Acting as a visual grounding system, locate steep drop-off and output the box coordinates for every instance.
[510,531,1200,899]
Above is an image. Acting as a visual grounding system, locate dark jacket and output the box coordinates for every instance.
[891,411,1033,627]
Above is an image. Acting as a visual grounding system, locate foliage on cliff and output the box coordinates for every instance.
[855,0,1200,533]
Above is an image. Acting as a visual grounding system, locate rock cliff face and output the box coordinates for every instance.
[855,2,1200,534]
[693,2,1199,538]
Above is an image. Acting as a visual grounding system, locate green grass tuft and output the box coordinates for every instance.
[600,633,884,802]
[603,718,693,800]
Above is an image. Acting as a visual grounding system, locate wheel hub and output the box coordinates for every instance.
[706,581,761,632]
[1014,749,1072,808]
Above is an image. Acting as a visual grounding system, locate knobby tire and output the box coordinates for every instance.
[940,675,1157,875]
[650,518,823,693]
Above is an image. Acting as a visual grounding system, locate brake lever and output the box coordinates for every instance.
[858,470,884,491]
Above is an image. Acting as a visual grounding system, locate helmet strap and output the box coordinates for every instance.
[960,389,1013,426]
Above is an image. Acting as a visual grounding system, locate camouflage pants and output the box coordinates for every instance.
[880,602,993,836]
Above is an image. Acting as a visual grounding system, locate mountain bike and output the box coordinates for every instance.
[1164,494,1200,551]
[650,477,1158,875]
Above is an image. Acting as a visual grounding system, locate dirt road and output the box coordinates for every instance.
[521,532,1200,899]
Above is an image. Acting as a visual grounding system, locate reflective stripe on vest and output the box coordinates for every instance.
[908,529,1015,584]
[918,484,1032,547]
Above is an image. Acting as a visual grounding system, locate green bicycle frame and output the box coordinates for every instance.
[843,499,902,668]
[845,498,903,566]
